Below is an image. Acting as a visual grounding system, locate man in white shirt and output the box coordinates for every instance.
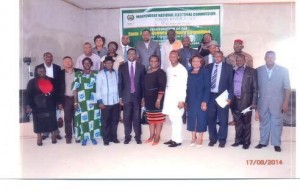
[162,50,188,147]
[75,42,101,71]
[34,52,62,140]
[161,29,183,71]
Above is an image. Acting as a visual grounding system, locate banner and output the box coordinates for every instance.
[121,5,222,48]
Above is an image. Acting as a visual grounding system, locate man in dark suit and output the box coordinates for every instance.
[135,29,161,70]
[57,56,81,144]
[118,48,145,144]
[206,51,233,148]
[230,54,258,149]
[178,35,199,71]
[34,52,62,140]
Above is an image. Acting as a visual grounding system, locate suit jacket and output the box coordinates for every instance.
[135,40,161,70]
[204,54,225,66]
[256,64,290,113]
[231,66,258,110]
[118,61,145,103]
[26,77,58,110]
[178,47,199,70]
[34,63,61,91]
[57,68,81,104]
[206,62,234,100]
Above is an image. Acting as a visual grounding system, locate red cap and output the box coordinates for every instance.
[234,39,243,45]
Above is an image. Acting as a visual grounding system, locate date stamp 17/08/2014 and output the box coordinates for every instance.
[246,160,283,165]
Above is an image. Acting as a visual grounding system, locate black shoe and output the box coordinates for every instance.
[75,139,81,143]
[274,146,281,152]
[164,140,173,145]
[208,141,216,147]
[112,139,120,143]
[255,144,267,149]
[66,138,72,144]
[136,140,142,144]
[42,135,48,140]
[104,142,109,146]
[124,139,131,144]
[168,141,181,147]
[56,135,62,140]
[219,143,225,148]
[243,144,249,149]
[231,143,240,147]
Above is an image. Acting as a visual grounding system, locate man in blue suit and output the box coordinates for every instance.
[255,51,291,152]
[206,51,234,148]
[135,29,161,70]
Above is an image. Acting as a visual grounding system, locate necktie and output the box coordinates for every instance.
[124,46,128,62]
[130,62,135,93]
[211,64,219,89]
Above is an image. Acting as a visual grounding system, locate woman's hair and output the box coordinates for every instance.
[93,34,106,45]
[200,33,213,43]
[149,55,160,62]
[82,57,93,66]
[189,55,205,67]
[108,41,119,51]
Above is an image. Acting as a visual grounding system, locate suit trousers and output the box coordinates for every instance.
[123,93,142,141]
[101,104,120,143]
[64,96,75,139]
[168,108,184,143]
[258,108,283,146]
[208,93,229,144]
[231,98,252,145]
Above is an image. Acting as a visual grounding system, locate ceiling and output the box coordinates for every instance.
[62,0,294,10]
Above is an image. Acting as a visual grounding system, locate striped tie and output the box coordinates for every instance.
[211,64,219,89]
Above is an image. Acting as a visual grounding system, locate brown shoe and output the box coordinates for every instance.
[51,132,57,144]
[37,134,43,146]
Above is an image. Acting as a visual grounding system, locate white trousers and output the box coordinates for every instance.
[168,108,184,143]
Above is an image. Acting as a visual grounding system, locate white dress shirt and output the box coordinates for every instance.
[44,63,54,78]
[75,53,101,71]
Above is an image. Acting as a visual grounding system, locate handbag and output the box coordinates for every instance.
[57,110,64,128]
[140,107,148,125]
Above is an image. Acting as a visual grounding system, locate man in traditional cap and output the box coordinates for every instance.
[226,39,253,69]
[226,39,253,126]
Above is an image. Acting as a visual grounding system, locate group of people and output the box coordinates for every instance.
[26,29,291,152]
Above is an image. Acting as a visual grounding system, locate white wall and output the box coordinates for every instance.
[21,1,296,88]
[20,0,85,89]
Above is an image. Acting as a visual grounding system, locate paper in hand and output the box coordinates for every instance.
[241,106,252,114]
[215,90,229,108]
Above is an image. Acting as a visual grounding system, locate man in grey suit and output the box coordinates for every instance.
[255,51,291,152]
[135,29,161,70]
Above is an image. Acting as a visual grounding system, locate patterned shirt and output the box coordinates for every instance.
[225,51,253,69]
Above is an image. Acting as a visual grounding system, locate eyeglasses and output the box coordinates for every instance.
[234,44,243,47]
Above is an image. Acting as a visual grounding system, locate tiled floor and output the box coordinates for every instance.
[19,115,296,179]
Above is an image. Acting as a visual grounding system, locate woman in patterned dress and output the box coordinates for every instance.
[73,57,101,146]
[144,55,167,145]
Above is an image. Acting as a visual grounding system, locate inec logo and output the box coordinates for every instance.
[127,15,134,21]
